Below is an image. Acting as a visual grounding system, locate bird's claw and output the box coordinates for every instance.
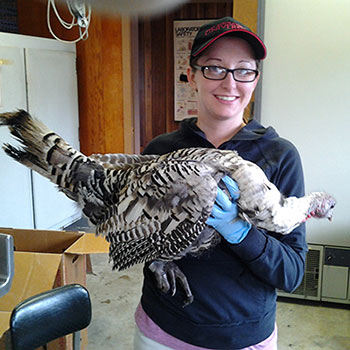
[149,261,194,307]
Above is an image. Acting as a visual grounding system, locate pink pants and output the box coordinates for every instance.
[133,325,278,350]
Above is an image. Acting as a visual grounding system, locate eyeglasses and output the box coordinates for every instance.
[191,64,259,83]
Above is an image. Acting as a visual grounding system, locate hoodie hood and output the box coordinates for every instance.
[180,117,279,145]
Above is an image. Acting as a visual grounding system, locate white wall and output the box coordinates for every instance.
[261,0,350,246]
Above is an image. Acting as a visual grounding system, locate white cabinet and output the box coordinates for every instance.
[0,33,81,229]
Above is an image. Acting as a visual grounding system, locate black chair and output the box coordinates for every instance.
[0,234,14,298]
[1,284,92,350]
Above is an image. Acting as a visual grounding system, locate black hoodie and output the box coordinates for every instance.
[140,117,308,349]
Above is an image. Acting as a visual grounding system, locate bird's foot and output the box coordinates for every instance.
[149,261,194,307]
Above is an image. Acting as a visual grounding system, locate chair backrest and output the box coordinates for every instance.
[0,234,14,298]
[10,284,91,350]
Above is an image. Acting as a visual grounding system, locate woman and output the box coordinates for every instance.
[134,17,308,350]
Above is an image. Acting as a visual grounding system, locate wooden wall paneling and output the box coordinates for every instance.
[150,17,167,140]
[76,17,104,155]
[102,17,124,154]
[178,3,199,18]
[139,16,170,150]
[129,19,141,153]
[200,3,219,18]
[219,2,234,17]
[77,15,124,155]
[17,0,80,40]
[122,17,135,154]
[141,20,152,149]
[165,14,177,135]
[138,20,145,150]
[233,0,258,33]
[233,0,259,122]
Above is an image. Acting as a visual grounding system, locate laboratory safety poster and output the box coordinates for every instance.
[173,20,210,121]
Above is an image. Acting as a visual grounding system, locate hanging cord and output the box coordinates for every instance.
[47,0,91,44]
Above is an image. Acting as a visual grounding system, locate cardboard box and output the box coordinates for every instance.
[0,228,109,350]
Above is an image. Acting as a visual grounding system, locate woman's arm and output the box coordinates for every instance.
[228,144,308,292]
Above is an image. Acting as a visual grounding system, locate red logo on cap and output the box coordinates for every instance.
[205,22,245,36]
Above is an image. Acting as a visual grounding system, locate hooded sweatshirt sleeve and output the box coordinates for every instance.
[227,138,308,292]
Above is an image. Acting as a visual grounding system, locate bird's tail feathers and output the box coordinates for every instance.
[0,110,87,200]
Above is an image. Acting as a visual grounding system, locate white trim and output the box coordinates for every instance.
[0,32,76,53]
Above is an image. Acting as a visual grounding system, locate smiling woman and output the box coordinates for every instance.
[136,16,308,350]
[187,36,260,147]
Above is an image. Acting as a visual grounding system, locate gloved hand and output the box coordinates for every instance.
[206,175,251,244]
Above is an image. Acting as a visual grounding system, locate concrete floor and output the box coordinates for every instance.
[86,253,350,350]
[66,220,350,350]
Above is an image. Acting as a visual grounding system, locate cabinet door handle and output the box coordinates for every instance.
[0,59,12,65]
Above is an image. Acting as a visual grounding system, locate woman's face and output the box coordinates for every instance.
[187,36,259,123]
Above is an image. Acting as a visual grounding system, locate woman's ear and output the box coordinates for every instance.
[187,66,198,91]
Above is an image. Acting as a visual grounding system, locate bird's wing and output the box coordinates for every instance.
[232,158,307,234]
[98,160,218,270]
[230,159,284,229]
[89,153,158,168]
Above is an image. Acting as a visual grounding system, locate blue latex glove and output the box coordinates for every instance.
[206,176,251,244]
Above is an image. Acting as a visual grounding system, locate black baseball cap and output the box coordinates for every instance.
[190,17,267,63]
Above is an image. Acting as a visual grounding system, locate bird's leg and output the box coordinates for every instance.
[149,260,194,307]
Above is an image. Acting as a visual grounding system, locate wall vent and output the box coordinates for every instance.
[278,245,323,301]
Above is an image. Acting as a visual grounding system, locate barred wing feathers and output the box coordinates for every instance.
[0,110,218,270]
[99,158,219,269]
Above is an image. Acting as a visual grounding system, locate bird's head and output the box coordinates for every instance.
[309,192,336,221]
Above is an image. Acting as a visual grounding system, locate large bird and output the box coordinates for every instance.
[0,110,335,305]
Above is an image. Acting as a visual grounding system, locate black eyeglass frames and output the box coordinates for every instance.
[191,64,259,83]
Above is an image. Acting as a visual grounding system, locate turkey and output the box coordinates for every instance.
[0,110,335,305]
